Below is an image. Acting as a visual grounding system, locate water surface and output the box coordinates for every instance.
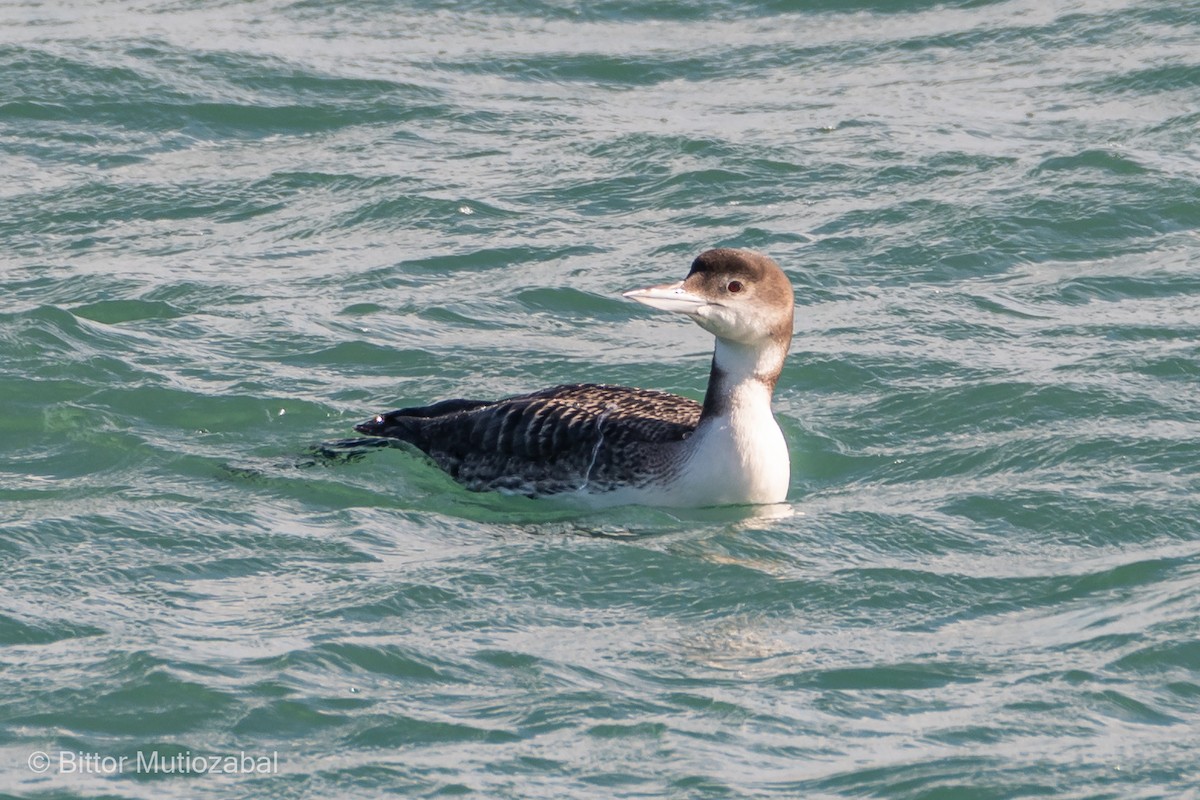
[2,0,1199,797]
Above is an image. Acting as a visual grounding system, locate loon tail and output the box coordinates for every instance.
[353,397,494,444]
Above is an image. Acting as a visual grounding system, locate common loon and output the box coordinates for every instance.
[354,248,795,507]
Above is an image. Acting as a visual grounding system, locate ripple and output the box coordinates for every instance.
[3,0,1200,797]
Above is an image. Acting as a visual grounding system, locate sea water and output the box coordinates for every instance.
[2,1,1199,797]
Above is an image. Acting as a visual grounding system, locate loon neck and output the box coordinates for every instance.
[700,336,787,420]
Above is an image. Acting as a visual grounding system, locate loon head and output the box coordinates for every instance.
[623,248,794,348]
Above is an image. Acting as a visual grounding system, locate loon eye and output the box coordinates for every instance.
[726,280,744,293]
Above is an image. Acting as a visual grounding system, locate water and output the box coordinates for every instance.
[2,0,1199,797]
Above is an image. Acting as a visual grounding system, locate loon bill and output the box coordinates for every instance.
[354,248,795,508]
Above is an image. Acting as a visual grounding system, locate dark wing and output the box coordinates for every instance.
[354,383,701,495]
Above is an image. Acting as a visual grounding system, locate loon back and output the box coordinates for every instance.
[355,383,701,497]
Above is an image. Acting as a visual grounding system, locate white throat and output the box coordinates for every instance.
[711,336,787,390]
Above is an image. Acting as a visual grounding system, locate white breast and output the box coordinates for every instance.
[678,384,790,506]
[577,381,789,509]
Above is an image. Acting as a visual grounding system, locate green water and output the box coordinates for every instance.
[2,1,1199,798]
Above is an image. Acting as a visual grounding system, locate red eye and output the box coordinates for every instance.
[727,280,744,293]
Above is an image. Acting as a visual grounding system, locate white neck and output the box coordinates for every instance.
[715,336,786,389]
[700,336,786,419]
[680,335,790,505]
